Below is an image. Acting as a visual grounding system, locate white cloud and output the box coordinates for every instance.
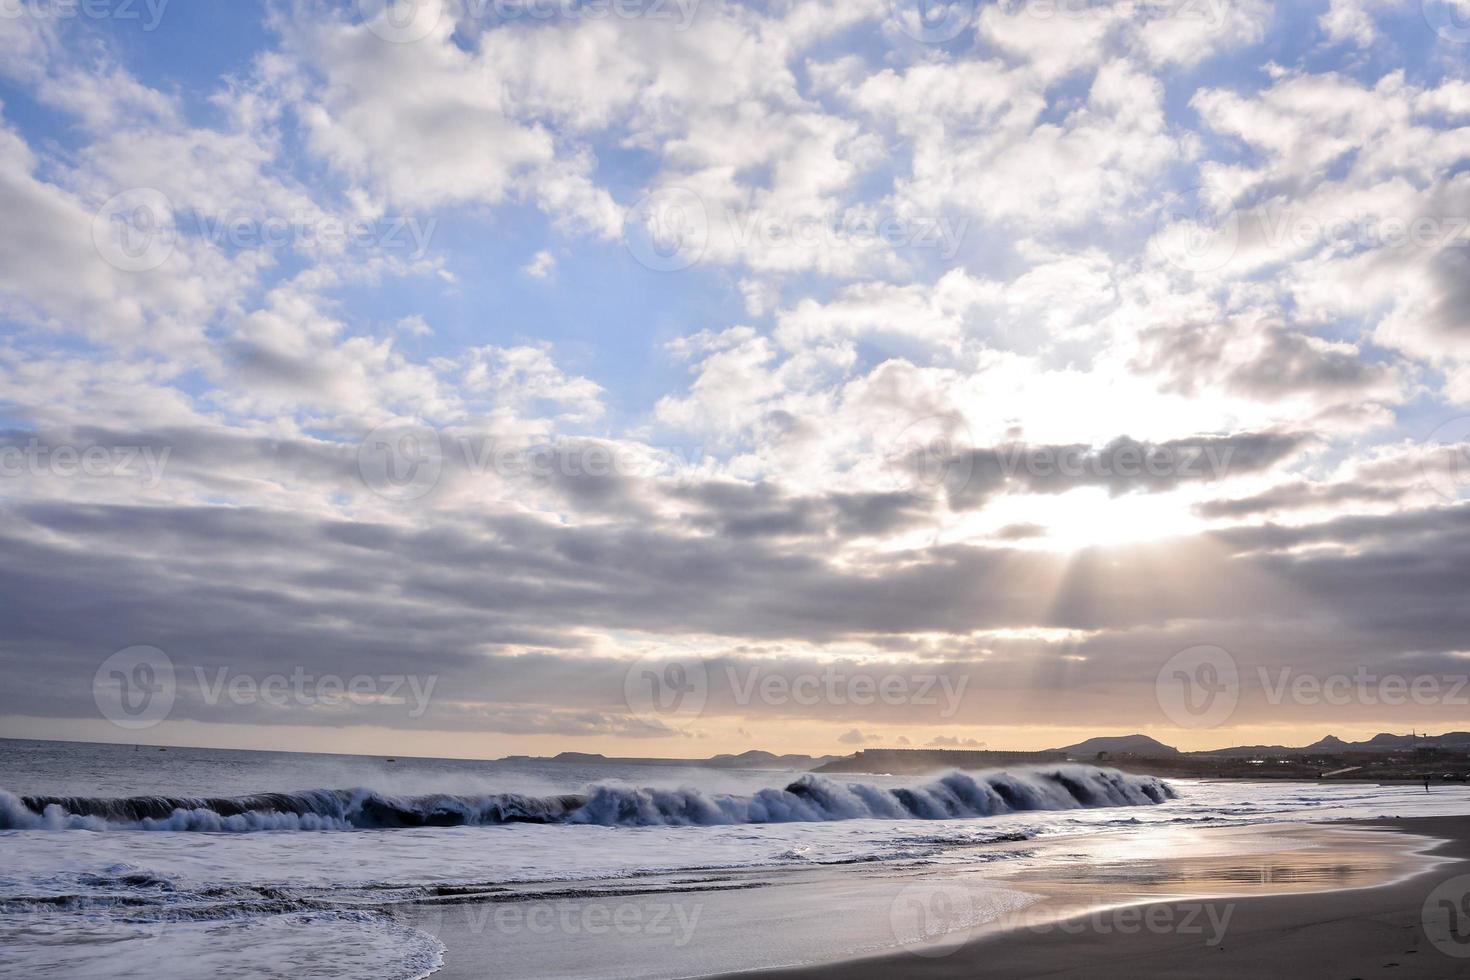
[523,250,557,279]
[1317,0,1404,46]
[5,0,1470,747]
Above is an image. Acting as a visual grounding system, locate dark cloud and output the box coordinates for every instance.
[671,481,930,540]
[1425,248,1470,338]
[5,489,1470,733]
[1131,321,1398,402]
[944,429,1310,509]
[994,522,1047,540]
[1195,480,1408,519]
[1227,328,1392,398]
[829,491,931,537]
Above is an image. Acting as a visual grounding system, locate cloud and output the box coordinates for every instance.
[5,0,1470,751]
[1195,480,1410,520]
[1318,0,1398,46]
[523,250,557,278]
[5,489,1470,734]
[943,430,1312,510]
[1133,319,1403,408]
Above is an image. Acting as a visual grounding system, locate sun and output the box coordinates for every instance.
[1017,488,1205,551]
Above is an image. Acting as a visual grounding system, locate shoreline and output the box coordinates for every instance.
[423,816,1464,979]
[735,815,1470,980]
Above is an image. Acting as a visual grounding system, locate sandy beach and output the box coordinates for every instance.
[420,814,1470,979]
[745,816,1470,980]
[10,742,1470,979]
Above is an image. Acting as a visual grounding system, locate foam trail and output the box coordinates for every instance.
[0,765,1172,832]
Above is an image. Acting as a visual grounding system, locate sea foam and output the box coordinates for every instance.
[1,765,1172,832]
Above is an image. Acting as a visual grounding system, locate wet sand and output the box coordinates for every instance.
[745,816,1470,980]
[425,818,1463,978]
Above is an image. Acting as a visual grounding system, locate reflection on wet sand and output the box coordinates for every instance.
[938,823,1446,939]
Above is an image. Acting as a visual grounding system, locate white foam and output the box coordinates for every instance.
[0,910,442,980]
[0,766,1173,832]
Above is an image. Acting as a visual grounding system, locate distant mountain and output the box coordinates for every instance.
[705,750,839,770]
[1196,732,1470,757]
[503,750,836,770]
[1051,734,1180,757]
[509,733,1470,771]
[1199,743,1305,758]
[1306,735,1349,751]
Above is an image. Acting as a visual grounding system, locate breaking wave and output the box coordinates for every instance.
[0,765,1173,832]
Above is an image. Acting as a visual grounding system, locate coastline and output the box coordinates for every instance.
[737,815,1470,980]
[423,816,1466,979]
[7,741,1468,979]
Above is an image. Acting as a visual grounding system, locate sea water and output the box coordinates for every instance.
[3,738,1469,978]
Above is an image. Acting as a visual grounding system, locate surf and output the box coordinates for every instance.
[0,765,1173,832]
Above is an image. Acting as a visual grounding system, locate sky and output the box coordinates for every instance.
[2,0,1470,759]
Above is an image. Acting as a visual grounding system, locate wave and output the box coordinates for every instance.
[0,765,1173,833]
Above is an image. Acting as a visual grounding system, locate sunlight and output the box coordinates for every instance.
[1028,488,1204,551]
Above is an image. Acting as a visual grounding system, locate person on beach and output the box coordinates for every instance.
[1424,775,1431,793]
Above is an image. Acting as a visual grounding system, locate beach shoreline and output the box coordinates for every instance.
[733,815,1470,980]
[9,740,1469,980]
[423,815,1465,979]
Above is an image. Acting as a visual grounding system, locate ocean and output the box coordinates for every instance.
[4,738,1469,978]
